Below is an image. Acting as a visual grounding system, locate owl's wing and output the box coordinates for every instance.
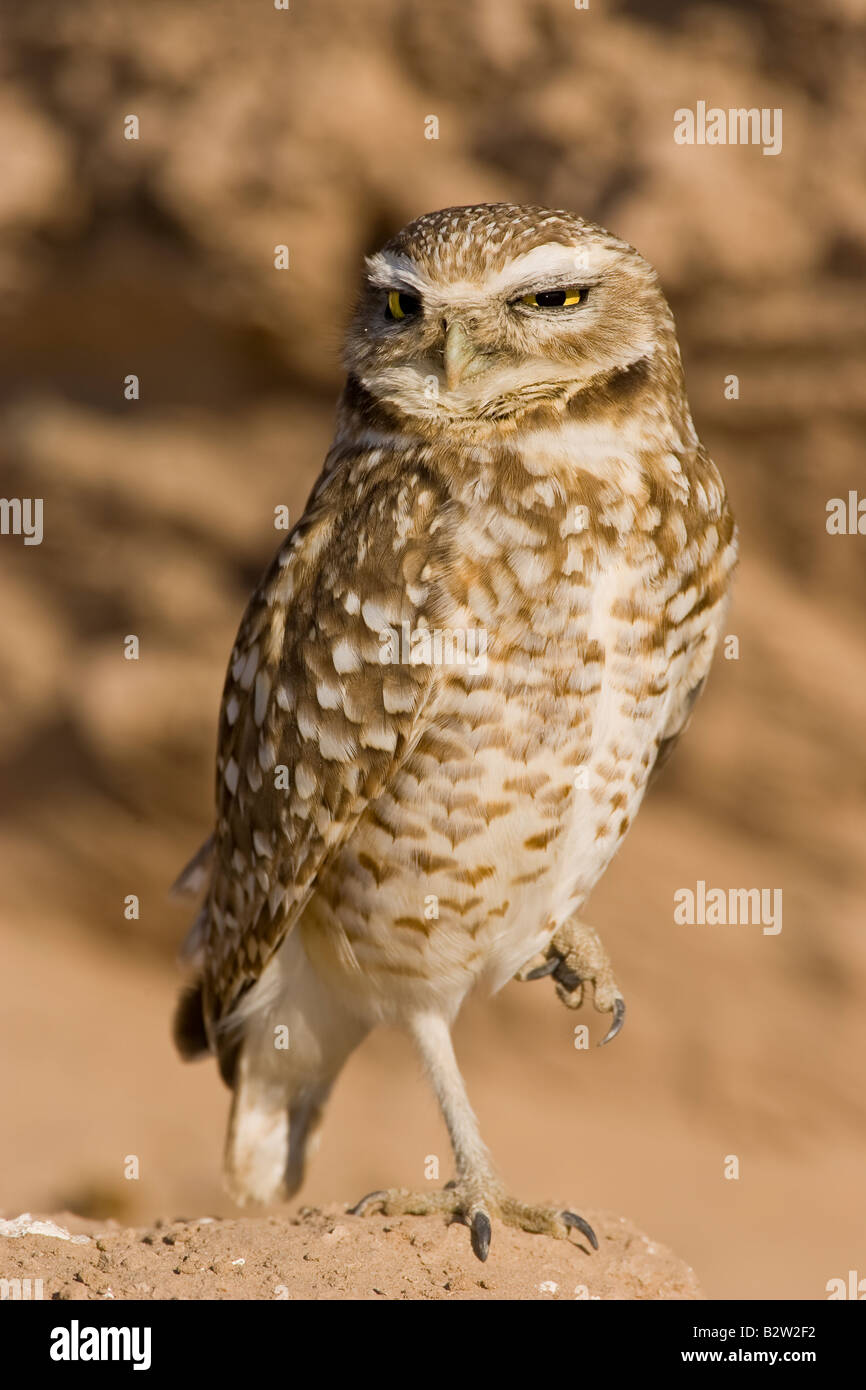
[198,461,445,1039]
[648,677,705,784]
[650,451,736,785]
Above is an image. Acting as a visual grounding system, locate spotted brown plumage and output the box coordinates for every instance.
[174,203,736,1258]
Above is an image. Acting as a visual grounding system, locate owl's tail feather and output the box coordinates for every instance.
[224,1066,334,1205]
[172,980,208,1060]
[221,935,370,1205]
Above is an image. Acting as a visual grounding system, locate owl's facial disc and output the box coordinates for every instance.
[350,236,662,425]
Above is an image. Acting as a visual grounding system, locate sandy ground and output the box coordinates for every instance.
[0,1208,700,1301]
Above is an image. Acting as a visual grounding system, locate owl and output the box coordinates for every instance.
[174,203,737,1261]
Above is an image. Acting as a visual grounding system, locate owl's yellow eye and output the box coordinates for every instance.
[519,287,586,308]
[386,289,422,321]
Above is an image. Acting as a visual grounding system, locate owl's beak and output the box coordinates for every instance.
[443,321,480,391]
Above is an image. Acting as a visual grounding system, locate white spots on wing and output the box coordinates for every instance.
[702,476,723,516]
[265,607,286,661]
[720,538,738,573]
[297,705,319,741]
[522,478,563,510]
[599,497,636,533]
[332,637,362,674]
[253,829,272,858]
[276,684,294,712]
[239,645,259,691]
[258,739,277,772]
[487,510,545,550]
[362,597,398,633]
[254,672,271,725]
[316,678,343,710]
[382,678,415,714]
[393,487,417,543]
[664,453,691,502]
[360,719,398,753]
[225,695,240,726]
[694,480,711,514]
[318,726,357,761]
[667,512,688,550]
[295,762,317,799]
[274,565,295,610]
[697,524,720,567]
[268,884,284,918]
[224,758,239,794]
[246,761,263,792]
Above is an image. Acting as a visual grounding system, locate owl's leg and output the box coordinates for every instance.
[515,919,626,1046]
[349,1012,598,1261]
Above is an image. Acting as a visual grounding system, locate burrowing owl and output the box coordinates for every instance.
[174,203,736,1260]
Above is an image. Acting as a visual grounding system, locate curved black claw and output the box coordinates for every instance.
[348,1190,389,1217]
[598,997,626,1048]
[523,956,559,981]
[470,1210,492,1262]
[552,959,582,991]
[562,1211,599,1251]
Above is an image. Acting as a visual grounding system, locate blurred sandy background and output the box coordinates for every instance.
[1,0,864,1300]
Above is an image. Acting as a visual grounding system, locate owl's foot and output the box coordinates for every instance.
[516,920,625,1046]
[348,1182,598,1262]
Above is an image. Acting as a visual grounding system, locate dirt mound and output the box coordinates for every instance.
[0,1208,700,1302]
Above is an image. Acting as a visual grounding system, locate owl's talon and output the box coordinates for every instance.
[470,1210,492,1261]
[553,960,582,991]
[598,997,626,1047]
[349,1183,597,1262]
[522,957,559,981]
[519,921,626,1044]
[348,1190,389,1216]
[562,1210,599,1249]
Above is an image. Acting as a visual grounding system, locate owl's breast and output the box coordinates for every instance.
[301,518,683,1015]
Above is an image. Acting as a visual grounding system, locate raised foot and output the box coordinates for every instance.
[516,920,626,1046]
[348,1183,598,1262]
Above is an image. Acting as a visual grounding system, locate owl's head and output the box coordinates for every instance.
[344,203,680,434]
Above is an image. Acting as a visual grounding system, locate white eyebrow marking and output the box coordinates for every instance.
[488,242,609,295]
[365,251,430,294]
[365,241,617,305]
